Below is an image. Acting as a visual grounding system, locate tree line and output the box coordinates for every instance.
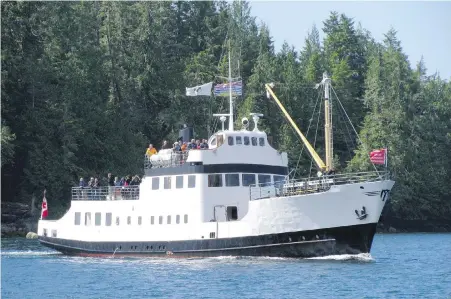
[2,1,450,229]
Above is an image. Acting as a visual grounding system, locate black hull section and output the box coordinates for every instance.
[38,223,377,258]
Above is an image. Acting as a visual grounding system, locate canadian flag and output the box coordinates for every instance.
[41,190,48,219]
[370,148,387,165]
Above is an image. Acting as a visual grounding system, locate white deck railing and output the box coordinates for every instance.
[71,186,140,201]
[249,171,389,201]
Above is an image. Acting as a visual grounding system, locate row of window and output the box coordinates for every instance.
[74,212,188,226]
[152,175,195,190]
[208,173,285,187]
[151,174,285,190]
[228,136,265,147]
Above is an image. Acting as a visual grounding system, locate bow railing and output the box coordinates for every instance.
[249,171,389,201]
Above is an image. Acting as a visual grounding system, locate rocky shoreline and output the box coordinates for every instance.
[1,201,450,237]
[1,202,39,237]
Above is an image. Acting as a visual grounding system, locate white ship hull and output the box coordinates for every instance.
[38,179,394,258]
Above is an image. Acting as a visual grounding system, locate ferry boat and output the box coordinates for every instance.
[37,58,394,258]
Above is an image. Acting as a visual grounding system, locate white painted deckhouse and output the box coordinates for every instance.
[38,68,395,258]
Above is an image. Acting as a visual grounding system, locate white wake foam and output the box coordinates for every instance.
[1,250,60,256]
[306,253,373,261]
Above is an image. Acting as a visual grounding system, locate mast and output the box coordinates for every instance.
[228,40,234,131]
[322,72,333,171]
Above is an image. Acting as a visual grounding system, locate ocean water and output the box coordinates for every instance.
[1,233,450,299]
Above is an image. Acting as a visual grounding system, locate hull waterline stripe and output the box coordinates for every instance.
[175,238,336,253]
[39,238,336,254]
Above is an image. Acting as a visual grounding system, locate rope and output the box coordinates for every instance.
[331,86,379,174]
[292,88,322,179]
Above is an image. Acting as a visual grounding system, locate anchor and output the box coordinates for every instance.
[355,206,368,220]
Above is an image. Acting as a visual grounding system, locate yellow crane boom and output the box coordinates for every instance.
[265,83,327,171]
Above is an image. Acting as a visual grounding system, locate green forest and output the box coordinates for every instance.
[2,1,450,230]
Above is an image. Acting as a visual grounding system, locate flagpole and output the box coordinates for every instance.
[228,40,233,131]
[385,147,388,170]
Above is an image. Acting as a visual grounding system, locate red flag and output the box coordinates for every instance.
[41,190,48,219]
[370,148,387,165]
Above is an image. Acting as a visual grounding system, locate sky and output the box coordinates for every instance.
[249,1,451,80]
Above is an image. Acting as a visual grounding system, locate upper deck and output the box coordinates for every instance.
[144,129,289,176]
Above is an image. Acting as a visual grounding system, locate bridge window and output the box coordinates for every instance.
[251,137,257,146]
[242,174,256,186]
[228,136,234,145]
[176,176,183,189]
[105,213,112,226]
[217,135,224,146]
[95,212,101,226]
[208,174,223,187]
[227,206,238,221]
[184,214,188,224]
[188,175,196,188]
[211,138,216,146]
[151,216,154,225]
[85,212,91,226]
[236,136,242,145]
[258,174,271,187]
[159,216,163,225]
[152,177,159,190]
[274,175,286,188]
[167,215,171,224]
[259,137,265,146]
[138,216,142,225]
[176,215,180,224]
[127,216,131,225]
[74,212,81,225]
[164,177,171,189]
[225,173,240,187]
[244,136,250,145]
[116,216,120,225]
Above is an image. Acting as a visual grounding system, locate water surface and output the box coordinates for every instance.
[2,233,450,299]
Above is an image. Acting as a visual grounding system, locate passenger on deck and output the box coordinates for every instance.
[181,142,188,151]
[125,175,132,186]
[93,178,100,188]
[195,139,201,149]
[146,144,157,157]
[79,177,87,188]
[173,141,181,152]
[93,177,100,200]
[114,177,121,187]
[107,173,114,186]
[161,140,170,150]
[131,175,141,185]
[188,139,196,150]
[78,177,87,200]
[120,177,126,186]
[87,177,94,188]
[201,139,209,149]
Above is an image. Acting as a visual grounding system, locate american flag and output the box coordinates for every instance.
[214,80,242,97]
